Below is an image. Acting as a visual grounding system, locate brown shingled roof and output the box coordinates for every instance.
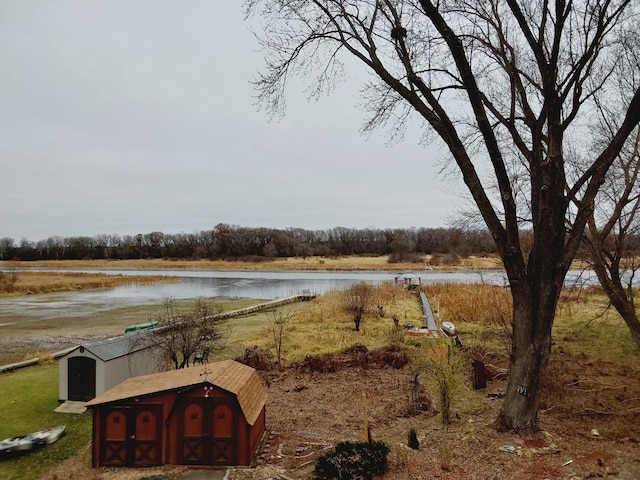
[86,360,267,425]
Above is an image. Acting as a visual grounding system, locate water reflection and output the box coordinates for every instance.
[0,267,605,320]
[52,268,511,300]
[0,268,514,319]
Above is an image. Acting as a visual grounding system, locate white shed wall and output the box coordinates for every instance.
[103,348,164,392]
[96,357,107,396]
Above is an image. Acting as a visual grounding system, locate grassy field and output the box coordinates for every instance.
[0,365,93,480]
[218,283,424,363]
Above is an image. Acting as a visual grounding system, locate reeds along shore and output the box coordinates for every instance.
[0,254,501,296]
[0,254,504,272]
[0,270,177,295]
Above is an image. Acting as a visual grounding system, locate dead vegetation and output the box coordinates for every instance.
[0,255,501,273]
[5,278,637,480]
[0,270,176,296]
[39,343,640,480]
[228,342,640,480]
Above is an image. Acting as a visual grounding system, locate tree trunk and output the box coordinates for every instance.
[624,316,640,349]
[592,262,640,350]
[618,308,640,349]
[497,279,557,431]
[497,334,551,430]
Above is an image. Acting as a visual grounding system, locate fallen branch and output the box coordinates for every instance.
[579,407,640,416]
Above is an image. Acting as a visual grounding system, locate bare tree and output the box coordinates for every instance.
[0,237,15,260]
[269,307,292,366]
[344,282,374,331]
[142,297,224,369]
[245,0,640,431]
[585,128,640,348]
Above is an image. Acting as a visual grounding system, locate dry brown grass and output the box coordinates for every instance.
[0,255,501,272]
[237,283,423,364]
[427,283,512,325]
[0,270,177,296]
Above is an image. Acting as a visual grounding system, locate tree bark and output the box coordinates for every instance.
[497,226,565,431]
[621,313,640,349]
[612,298,640,349]
[592,260,640,350]
[497,292,554,431]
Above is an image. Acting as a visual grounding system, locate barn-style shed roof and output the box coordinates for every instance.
[86,360,267,425]
[62,331,150,362]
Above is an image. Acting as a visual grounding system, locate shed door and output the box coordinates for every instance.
[211,403,234,464]
[132,407,162,466]
[180,398,237,466]
[101,406,162,467]
[68,356,96,401]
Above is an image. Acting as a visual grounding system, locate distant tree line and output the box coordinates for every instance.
[0,224,497,262]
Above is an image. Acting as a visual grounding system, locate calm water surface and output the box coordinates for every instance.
[3,268,591,320]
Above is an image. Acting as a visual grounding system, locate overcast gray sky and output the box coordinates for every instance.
[0,1,464,242]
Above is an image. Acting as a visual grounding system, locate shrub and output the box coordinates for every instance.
[386,322,405,347]
[301,353,338,373]
[388,252,424,263]
[299,345,409,372]
[235,347,274,370]
[423,342,464,428]
[343,282,374,332]
[408,370,432,415]
[367,347,409,369]
[313,440,391,480]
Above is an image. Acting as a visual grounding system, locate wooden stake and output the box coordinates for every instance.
[362,392,369,442]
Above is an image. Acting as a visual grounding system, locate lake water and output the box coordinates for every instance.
[0,268,596,319]
[0,269,503,319]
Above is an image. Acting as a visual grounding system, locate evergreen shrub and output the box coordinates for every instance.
[313,440,390,480]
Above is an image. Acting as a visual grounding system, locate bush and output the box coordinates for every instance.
[313,440,390,480]
[301,353,338,373]
[235,347,274,370]
[298,345,409,373]
[388,251,424,263]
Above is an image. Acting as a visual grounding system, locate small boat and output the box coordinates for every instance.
[0,435,45,456]
[441,321,456,336]
[31,424,66,445]
[0,425,65,459]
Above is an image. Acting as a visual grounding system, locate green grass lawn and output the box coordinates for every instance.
[0,365,92,480]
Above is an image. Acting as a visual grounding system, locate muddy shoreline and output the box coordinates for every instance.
[0,305,164,365]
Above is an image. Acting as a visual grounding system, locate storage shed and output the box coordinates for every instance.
[86,360,267,468]
[58,332,163,403]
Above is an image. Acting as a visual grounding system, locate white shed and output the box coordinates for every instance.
[58,332,164,403]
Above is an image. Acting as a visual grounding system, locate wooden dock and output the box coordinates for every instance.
[419,291,438,330]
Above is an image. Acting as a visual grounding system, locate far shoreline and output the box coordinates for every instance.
[0,255,504,273]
